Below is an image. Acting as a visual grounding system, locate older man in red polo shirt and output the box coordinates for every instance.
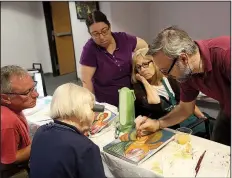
[135,26,231,146]
[1,65,39,177]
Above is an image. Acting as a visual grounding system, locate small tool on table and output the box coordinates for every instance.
[195,150,206,177]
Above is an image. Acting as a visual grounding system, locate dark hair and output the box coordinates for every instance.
[86,10,110,31]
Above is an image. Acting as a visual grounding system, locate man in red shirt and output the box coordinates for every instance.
[1,65,39,177]
[136,26,231,146]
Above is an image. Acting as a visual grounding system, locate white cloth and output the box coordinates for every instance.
[152,77,175,101]
[91,127,231,178]
[25,99,230,178]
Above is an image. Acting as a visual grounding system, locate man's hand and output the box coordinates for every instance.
[135,116,160,137]
[15,145,31,164]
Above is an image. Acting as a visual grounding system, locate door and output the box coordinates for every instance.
[50,2,76,75]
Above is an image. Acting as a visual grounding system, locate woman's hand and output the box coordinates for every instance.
[136,73,146,83]
[136,73,161,104]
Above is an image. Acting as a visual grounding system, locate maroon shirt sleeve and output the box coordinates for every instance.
[223,48,231,82]
[216,36,231,83]
[180,82,199,102]
[80,40,97,67]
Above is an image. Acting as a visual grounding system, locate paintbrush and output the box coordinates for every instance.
[136,116,148,138]
[195,150,206,177]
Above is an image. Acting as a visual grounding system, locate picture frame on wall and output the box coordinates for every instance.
[75,1,99,20]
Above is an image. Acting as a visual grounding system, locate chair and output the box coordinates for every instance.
[182,112,215,139]
[0,162,29,178]
[10,169,28,178]
[161,79,214,139]
[27,63,47,97]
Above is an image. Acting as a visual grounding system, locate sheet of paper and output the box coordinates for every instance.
[196,151,230,177]
[27,115,52,123]
[162,156,195,177]
[23,96,52,116]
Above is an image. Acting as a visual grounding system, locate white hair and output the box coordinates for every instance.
[50,83,95,125]
[1,65,28,93]
[147,26,198,58]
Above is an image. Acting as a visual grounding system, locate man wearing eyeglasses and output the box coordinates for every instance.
[1,65,39,177]
[135,26,231,146]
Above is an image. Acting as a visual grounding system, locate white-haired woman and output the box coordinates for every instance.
[29,83,105,178]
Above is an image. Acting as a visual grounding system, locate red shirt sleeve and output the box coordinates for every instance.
[180,82,199,102]
[1,128,19,164]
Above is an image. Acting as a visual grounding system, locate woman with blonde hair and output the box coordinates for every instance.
[29,83,105,178]
[132,48,206,122]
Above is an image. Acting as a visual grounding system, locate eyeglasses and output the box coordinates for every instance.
[136,61,153,72]
[90,27,109,39]
[4,81,37,96]
[159,57,178,75]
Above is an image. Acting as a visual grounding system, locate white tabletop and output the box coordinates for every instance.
[25,98,230,178]
[90,127,231,178]
[24,96,53,138]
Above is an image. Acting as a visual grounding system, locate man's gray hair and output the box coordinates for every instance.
[147,26,198,58]
[1,65,28,93]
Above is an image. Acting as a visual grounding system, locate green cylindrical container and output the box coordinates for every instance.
[118,87,136,134]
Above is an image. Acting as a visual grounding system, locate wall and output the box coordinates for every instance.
[70,1,230,77]
[30,2,52,73]
[69,2,90,78]
[1,2,52,73]
[69,1,150,78]
[149,1,231,42]
[148,1,230,117]
[2,1,230,76]
[109,2,150,42]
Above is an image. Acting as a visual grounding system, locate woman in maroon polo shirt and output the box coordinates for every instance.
[80,10,148,107]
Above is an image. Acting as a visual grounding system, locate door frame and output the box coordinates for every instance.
[42,1,78,77]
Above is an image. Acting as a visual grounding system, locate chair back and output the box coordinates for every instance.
[27,63,47,97]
